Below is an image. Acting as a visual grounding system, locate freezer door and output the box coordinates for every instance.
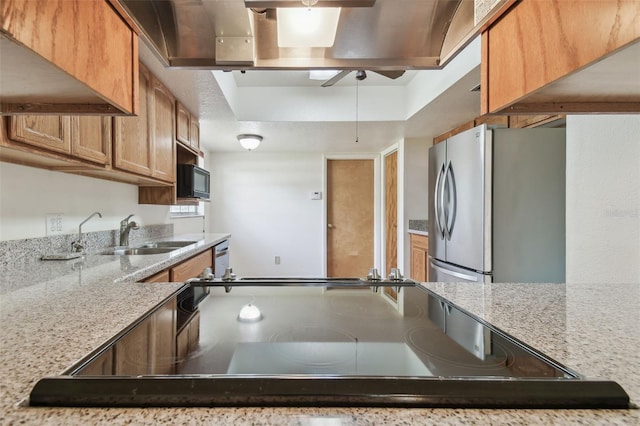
[444,126,492,273]
[429,258,492,283]
[428,141,447,261]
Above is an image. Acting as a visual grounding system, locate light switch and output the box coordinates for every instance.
[310,191,322,200]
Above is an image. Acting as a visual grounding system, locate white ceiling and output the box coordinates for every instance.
[139,38,482,154]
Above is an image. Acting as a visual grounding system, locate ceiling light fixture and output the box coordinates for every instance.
[238,134,263,151]
[301,0,318,6]
[277,7,341,48]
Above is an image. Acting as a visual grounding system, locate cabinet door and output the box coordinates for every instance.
[176,102,190,146]
[189,114,200,152]
[113,64,152,176]
[71,116,111,165]
[151,77,176,183]
[0,0,138,115]
[411,246,427,282]
[143,269,170,283]
[410,234,429,282]
[9,116,71,154]
[170,249,213,282]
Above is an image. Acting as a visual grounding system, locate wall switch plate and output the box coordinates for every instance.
[46,213,64,236]
[310,191,322,200]
[275,256,281,265]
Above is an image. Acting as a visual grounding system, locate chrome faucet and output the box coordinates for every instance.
[119,214,140,247]
[71,211,102,253]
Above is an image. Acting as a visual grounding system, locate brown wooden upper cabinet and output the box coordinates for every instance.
[481,0,640,115]
[113,64,153,177]
[113,63,176,184]
[7,115,111,166]
[175,102,200,154]
[0,0,139,115]
[151,77,176,183]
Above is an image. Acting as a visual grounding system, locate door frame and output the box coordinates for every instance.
[381,143,404,280]
[322,154,382,277]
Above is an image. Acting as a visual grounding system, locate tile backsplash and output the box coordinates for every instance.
[0,224,173,267]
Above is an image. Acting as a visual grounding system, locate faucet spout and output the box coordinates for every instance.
[71,211,102,253]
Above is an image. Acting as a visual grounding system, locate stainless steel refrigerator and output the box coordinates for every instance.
[428,124,566,283]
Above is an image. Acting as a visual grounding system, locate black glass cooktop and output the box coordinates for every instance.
[30,278,630,408]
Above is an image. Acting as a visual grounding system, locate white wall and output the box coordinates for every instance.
[208,152,325,276]
[566,115,640,283]
[0,162,201,241]
[404,137,431,221]
[402,137,431,274]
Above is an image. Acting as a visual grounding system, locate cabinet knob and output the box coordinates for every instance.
[328,223,334,228]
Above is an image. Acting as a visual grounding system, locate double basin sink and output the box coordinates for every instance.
[100,240,197,256]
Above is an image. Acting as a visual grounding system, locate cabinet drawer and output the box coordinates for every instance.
[170,249,213,282]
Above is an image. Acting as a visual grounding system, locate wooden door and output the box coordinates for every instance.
[71,116,111,165]
[327,159,374,278]
[384,151,398,300]
[9,116,71,154]
[113,63,152,176]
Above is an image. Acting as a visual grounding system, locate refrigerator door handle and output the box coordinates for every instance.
[430,260,480,282]
[444,161,457,240]
[434,163,446,239]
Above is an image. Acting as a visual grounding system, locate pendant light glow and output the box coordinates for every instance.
[238,303,263,322]
[277,8,341,48]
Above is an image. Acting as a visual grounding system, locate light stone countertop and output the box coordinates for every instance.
[1,239,639,424]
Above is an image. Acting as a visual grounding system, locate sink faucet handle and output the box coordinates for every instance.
[121,214,135,225]
[71,240,84,253]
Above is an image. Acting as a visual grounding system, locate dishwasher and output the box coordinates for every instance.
[213,240,230,278]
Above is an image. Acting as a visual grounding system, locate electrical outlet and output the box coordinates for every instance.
[275,256,281,265]
[46,213,64,236]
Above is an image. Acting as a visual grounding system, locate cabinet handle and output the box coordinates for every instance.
[328,224,334,228]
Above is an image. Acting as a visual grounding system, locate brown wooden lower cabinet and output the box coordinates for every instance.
[410,234,429,282]
[169,249,213,282]
[144,269,170,283]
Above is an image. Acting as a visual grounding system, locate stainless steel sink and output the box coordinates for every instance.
[140,241,197,248]
[101,247,176,255]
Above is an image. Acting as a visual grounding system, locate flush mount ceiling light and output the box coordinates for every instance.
[277,7,341,48]
[237,134,263,151]
[301,0,318,5]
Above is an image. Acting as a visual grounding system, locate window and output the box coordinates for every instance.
[170,203,203,217]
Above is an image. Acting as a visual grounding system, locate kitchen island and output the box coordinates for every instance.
[1,241,638,424]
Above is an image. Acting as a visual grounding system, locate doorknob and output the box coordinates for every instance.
[328,224,334,228]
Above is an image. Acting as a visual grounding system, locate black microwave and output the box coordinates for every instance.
[177,164,210,199]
